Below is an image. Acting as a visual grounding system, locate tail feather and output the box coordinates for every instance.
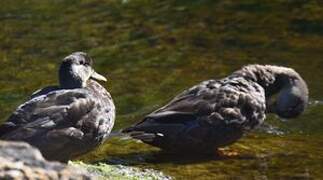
[106,130,124,138]
[110,128,163,143]
[127,131,163,142]
[0,122,17,138]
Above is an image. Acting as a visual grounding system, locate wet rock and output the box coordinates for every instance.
[0,140,93,180]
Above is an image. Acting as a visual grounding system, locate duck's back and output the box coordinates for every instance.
[124,76,266,153]
[0,80,115,162]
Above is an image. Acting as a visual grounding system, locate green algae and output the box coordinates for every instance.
[0,0,323,179]
[71,161,171,180]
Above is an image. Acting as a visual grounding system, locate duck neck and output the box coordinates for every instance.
[232,65,305,97]
[58,62,83,89]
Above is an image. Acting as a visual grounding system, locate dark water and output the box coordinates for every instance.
[0,0,322,179]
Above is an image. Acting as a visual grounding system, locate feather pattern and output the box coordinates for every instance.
[0,80,115,162]
[123,65,308,153]
[0,52,115,162]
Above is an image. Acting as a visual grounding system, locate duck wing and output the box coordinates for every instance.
[30,85,60,99]
[123,78,266,148]
[123,81,211,133]
[0,89,108,161]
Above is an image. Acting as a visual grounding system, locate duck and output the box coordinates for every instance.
[122,65,308,154]
[0,52,115,162]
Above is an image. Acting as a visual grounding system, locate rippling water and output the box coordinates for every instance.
[0,0,322,179]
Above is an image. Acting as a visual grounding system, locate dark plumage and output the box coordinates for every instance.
[0,52,115,162]
[123,65,308,153]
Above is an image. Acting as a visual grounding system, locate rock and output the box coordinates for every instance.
[0,140,93,180]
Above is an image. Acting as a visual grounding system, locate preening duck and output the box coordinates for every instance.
[123,65,308,154]
[0,52,115,162]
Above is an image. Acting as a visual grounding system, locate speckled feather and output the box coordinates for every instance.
[123,65,308,153]
[0,80,115,162]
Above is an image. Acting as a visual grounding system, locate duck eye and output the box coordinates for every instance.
[79,60,85,65]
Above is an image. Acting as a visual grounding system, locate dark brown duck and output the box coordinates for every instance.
[123,65,308,154]
[0,52,115,162]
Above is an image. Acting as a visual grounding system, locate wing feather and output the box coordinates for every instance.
[124,78,266,145]
[1,90,94,136]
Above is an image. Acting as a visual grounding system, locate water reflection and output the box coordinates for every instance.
[309,100,323,106]
[257,123,285,135]
[100,150,257,166]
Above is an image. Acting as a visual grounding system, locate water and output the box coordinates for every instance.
[0,0,323,179]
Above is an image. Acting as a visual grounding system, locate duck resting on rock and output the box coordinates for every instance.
[122,65,308,154]
[0,52,115,162]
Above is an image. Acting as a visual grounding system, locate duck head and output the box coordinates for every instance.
[235,65,309,119]
[267,75,309,119]
[59,52,107,89]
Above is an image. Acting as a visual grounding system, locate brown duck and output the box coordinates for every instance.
[123,65,308,154]
[0,52,115,162]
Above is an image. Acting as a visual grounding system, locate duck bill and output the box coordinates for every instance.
[91,71,107,82]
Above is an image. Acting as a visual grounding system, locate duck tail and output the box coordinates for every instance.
[106,130,125,138]
[105,128,161,142]
[0,122,15,138]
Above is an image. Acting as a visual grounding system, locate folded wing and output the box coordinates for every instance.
[0,89,107,161]
[123,78,266,152]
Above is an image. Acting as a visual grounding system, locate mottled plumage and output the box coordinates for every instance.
[123,65,308,153]
[0,52,115,162]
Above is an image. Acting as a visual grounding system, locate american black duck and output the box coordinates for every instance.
[0,52,115,162]
[123,65,308,154]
